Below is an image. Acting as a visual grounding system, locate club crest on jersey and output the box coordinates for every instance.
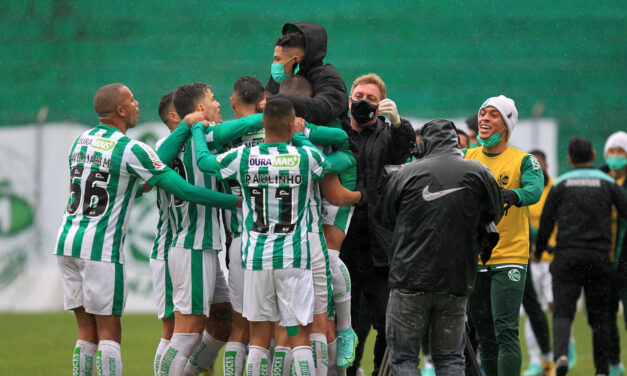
[249,154,300,170]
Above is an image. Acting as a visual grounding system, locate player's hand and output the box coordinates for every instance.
[183,111,207,128]
[378,98,400,127]
[256,98,267,112]
[141,181,153,193]
[500,187,519,214]
[293,117,306,135]
[236,196,242,208]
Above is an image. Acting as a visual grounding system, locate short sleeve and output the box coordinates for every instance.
[215,146,242,181]
[127,141,170,185]
[306,146,327,181]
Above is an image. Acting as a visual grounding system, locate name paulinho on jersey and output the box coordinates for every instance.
[215,142,327,271]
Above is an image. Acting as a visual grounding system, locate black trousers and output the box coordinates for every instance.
[344,265,389,376]
[551,248,613,375]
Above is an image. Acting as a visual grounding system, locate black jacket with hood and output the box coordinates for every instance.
[265,22,349,130]
[374,119,504,296]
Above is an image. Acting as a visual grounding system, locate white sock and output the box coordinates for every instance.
[327,340,338,376]
[524,316,541,365]
[155,338,170,376]
[96,340,122,376]
[292,346,315,376]
[184,331,226,375]
[329,249,352,331]
[271,346,292,376]
[73,340,97,376]
[158,333,202,376]
[224,342,247,376]
[310,333,328,375]
[246,345,270,376]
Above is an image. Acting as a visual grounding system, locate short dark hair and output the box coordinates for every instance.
[173,82,210,118]
[529,149,547,161]
[233,76,264,106]
[568,137,594,164]
[158,90,176,124]
[465,114,478,133]
[262,98,295,132]
[279,75,313,98]
[275,32,305,51]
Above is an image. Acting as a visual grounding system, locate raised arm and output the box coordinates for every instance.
[191,122,221,175]
[211,113,263,148]
[305,121,348,146]
[155,169,239,209]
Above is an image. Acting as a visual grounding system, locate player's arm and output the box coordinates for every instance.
[320,175,361,207]
[325,149,356,175]
[210,113,263,148]
[304,121,348,146]
[155,121,190,164]
[191,122,221,175]
[512,154,544,206]
[154,170,239,209]
[535,186,559,258]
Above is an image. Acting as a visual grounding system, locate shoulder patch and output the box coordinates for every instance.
[528,154,541,170]
[136,141,166,170]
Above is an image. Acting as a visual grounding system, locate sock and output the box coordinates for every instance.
[155,338,170,376]
[292,346,314,376]
[158,333,202,376]
[246,345,270,376]
[184,331,226,375]
[271,346,292,376]
[524,316,541,365]
[329,249,352,331]
[310,333,328,375]
[96,340,122,376]
[73,340,97,376]
[327,340,338,376]
[224,342,247,376]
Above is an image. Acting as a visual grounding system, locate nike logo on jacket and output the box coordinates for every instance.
[422,185,465,201]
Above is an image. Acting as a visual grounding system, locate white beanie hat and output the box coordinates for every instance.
[604,131,627,157]
[479,95,518,139]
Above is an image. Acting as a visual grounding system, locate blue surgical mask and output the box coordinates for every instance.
[477,127,506,148]
[606,155,627,171]
[271,57,296,84]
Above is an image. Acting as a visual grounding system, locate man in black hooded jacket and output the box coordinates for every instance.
[265,22,350,131]
[375,119,503,375]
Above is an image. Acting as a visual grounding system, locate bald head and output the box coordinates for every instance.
[94,83,126,116]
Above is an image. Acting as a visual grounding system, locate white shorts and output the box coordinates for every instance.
[321,198,355,234]
[228,235,245,313]
[531,261,553,308]
[214,258,230,305]
[168,247,223,316]
[56,255,128,316]
[150,258,174,319]
[242,268,314,327]
[309,232,332,315]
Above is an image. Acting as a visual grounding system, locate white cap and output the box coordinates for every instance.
[480,95,518,139]
[604,131,627,157]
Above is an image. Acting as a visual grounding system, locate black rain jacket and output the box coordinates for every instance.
[374,119,503,296]
[342,116,414,268]
[265,22,349,131]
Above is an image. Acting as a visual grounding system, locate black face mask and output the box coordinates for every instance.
[350,99,378,125]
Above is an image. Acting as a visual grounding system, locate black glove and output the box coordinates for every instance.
[500,187,519,215]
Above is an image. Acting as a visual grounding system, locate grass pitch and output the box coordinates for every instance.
[0,311,625,375]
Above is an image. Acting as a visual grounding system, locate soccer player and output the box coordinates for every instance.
[279,75,360,374]
[192,98,358,376]
[54,83,239,376]
[150,91,181,375]
[536,137,627,376]
[464,95,543,376]
[155,82,265,376]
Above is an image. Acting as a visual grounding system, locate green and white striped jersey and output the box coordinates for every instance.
[214,142,327,270]
[220,129,266,235]
[170,132,222,251]
[151,137,178,261]
[55,124,170,264]
[302,127,323,233]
